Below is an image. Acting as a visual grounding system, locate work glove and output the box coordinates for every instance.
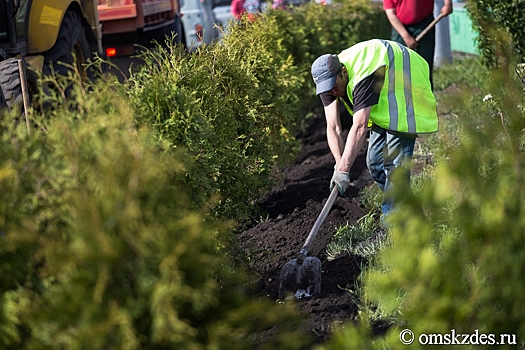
[330,170,350,196]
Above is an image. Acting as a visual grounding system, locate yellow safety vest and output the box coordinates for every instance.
[338,39,438,134]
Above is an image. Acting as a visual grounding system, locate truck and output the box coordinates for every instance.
[0,0,103,112]
[96,0,183,57]
[0,0,184,113]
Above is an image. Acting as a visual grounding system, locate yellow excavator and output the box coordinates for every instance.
[0,0,103,111]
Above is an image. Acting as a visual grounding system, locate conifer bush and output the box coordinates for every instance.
[0,78,306,349]
[126,0,389,220]
[127,21,303,220]
[266,0,390,114]
[468,0,525,67]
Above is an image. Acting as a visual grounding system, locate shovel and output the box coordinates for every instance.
[415,13,445,42]
[278,186,339,300]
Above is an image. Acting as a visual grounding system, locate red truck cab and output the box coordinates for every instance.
[98,0,183,56]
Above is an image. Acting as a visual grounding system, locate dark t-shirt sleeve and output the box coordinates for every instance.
[353,67,385,112]
[319,67,385,113]
[319,91,340,107]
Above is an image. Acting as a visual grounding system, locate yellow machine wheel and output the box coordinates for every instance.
[42,10,94,83]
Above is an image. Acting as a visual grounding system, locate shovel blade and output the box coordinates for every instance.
[278,256,322,300]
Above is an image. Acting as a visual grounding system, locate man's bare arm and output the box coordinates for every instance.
[441,0,453,16]
[324,100,345,166]
[336,107,370,173]
[385,8,417,49]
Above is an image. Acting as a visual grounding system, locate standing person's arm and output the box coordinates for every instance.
[441,0,453,16]
[385,8,418,49]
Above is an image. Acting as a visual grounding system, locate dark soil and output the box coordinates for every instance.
[237,110,377,346]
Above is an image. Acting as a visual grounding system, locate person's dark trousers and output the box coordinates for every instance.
[391,14,436,90]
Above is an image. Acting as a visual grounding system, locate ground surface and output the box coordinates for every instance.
[237,110,377,346]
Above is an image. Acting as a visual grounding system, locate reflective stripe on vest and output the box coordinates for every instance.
[380,39,416,132]
[338,39,438,134]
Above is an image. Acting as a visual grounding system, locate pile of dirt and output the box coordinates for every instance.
[237,111,376,345]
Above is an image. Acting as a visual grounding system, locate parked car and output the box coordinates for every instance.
[181,0,219,50]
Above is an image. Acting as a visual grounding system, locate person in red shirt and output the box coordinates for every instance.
[231,0,246,20]
[383,0,452,89]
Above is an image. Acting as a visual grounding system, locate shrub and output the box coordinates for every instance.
[267,0,390,114]
[126,0,389,221]
[127,22,303,220]
[0,78,306,349]
[468,0,525,67]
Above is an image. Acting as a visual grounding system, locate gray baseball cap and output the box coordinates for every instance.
[311,54,342,95]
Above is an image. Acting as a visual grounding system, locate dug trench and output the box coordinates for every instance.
[236,108,379,345]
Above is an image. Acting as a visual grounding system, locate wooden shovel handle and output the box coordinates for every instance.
[298,186,339,260]
[415,13,445,42]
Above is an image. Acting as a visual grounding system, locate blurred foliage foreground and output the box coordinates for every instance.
[0,78,308,349]
[0,1,388,348]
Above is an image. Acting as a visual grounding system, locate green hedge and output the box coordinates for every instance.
[468,0,525,67]
[264,0,390,114]
[127,18,303,220]
[127,0,389,219]
[0,80,307,349]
